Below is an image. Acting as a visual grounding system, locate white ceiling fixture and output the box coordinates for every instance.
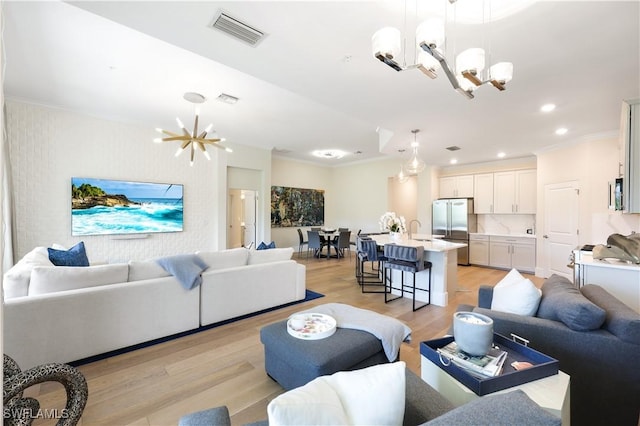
[154,92,232,167]
[555,127,568,135]
[217,93,239,104]
[404,129,426,174]
[312,149,347,159]
[497,151,506,158]
[372,0,514,100]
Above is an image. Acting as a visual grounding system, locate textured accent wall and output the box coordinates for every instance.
[6,100,224,263]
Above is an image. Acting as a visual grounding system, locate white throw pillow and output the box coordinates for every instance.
[268,362,406,426]
[248,247,294,265]
[3,247,53,299]
[196,248,249,270]
[491,268,542,316]
[128,260,171,282]
[28,264,129,296]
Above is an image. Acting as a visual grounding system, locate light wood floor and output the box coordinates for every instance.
[25,255,543,426]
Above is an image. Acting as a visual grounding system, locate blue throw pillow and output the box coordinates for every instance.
[47,241,90,267]
[257,241,276,250]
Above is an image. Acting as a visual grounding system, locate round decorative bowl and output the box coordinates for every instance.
[287,313,336,340]
[453,311,494,356]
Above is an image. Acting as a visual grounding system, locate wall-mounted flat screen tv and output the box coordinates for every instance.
[71,177,183,236]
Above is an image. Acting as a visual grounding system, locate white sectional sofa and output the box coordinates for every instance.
[3,247,306,369]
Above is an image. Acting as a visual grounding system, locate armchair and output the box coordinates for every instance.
[459,275,640,426]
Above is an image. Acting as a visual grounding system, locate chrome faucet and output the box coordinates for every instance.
[408,219,422,240]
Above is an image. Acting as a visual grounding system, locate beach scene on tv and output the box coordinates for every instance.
[71,178,184,236]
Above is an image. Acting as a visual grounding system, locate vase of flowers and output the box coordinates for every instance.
[379,212,406,242]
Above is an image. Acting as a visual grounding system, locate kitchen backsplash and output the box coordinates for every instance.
[477,214,536,235]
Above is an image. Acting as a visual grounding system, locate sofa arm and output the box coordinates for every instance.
[424,389,560,426]
[478,285,493,309]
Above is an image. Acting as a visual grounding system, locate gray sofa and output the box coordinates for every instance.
[459,274,640,426]
[178,368,560,425]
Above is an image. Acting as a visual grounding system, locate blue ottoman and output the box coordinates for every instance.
[260,319,390,390]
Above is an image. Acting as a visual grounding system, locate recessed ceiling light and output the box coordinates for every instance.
[312,149,346,159]
[497,152,506,158]
[450,159,458,164]
[541,103,556,112]
[555,127,568,135]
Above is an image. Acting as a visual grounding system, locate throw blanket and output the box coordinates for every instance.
[155,254,209,290]
[296,303,412,362]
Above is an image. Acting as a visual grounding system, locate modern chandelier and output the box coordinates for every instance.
[154,92,232,166]
[372,0,513,99]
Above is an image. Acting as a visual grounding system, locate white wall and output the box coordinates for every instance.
[10,101,636,269]
[537,136,640,246]
[5,100,271,263]
[270,157,436,250]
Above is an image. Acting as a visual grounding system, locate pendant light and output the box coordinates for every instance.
[404,129,426,175]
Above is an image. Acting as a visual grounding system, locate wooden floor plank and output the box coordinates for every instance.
[25,255,541,425]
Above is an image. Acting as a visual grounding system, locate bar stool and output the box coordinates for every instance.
[383,244,431,311]
[356,237,387,293]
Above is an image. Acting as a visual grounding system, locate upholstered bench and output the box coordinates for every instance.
[260,320,390,390]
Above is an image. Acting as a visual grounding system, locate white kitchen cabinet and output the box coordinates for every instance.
[489,236,536,273]
[473,173,494,213]
[469,234,489,266]
[493,170,536,214]
[439,175,474,198]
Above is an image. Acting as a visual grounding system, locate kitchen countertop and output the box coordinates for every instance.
[371,234,466,252]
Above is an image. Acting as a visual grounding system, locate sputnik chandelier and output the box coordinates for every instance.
[154,92,232,166]
[372,0,513,99]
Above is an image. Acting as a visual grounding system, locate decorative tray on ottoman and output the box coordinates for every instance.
[287,313,337,340]
[421,333,559,396]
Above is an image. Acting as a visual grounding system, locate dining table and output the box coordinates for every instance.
[369,233,466,307]
[317,228,339,259]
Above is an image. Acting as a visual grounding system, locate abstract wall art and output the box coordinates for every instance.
[270,186,324,227]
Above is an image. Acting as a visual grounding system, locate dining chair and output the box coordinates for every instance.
[307,230,325,259]
[383,244,431,311]
[297,228,308,257]
[331,230,352,259]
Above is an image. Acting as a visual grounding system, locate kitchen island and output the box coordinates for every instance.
[370,233,466,307]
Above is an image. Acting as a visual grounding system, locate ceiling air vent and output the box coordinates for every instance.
[446,146,461,151]
[210,10,267,47]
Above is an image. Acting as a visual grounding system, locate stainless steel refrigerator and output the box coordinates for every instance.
[432,198,477,265]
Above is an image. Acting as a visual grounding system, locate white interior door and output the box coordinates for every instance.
[242,190,257,248]
[543,181,580,279]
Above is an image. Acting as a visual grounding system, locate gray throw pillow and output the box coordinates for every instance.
[581,284,640,345]
[536,274,606,331]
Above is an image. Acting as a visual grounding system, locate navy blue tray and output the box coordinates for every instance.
[421,333,559,396]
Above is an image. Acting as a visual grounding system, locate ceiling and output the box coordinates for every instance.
[3,1,639,167]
